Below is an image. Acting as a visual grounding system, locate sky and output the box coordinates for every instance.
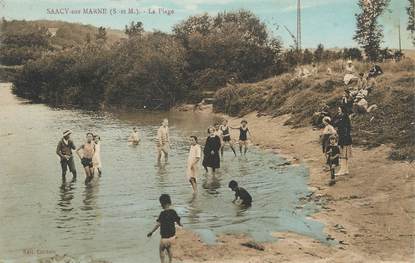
[0,0,413,49]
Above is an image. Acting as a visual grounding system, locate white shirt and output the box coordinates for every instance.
[187,144,201,166]
[157,126,169,145]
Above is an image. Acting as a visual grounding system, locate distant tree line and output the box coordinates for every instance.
[8,2,414,109]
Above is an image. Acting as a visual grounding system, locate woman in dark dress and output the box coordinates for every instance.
[333,106,352,175]
[202,126,221,173]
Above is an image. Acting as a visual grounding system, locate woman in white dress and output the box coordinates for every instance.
[93,135,102,177]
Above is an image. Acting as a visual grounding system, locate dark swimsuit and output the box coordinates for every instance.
[239,127,249,141]
[221,126,231,142]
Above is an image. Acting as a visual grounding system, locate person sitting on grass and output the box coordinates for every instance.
[147,194,182,263]
[228,180,252,207]
[325,135,340,186]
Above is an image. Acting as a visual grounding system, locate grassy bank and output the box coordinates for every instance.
[214,59,415,161]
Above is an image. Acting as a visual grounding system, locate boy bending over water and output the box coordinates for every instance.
[147,194,182,263]
[228,180,252,207]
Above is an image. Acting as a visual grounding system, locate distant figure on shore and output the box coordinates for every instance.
[325,135,340,186]
[333,106,352,176]
[219,119,237,157]
[368,63,383,78]
[344,60,358,85]
[202,126,221,173]
[187,136,201,193]
[228,180,252,207]
[93,134,102,177]
[56,129,77,182]
[231,120,252,155]
[157,119,170,163]
[128,127,140,145]
[147,194,182,263]
[76,132,95,185]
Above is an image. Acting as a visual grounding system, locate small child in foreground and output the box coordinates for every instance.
[147,194,182,263]
[228,180,252,207]
[325,135,340,186]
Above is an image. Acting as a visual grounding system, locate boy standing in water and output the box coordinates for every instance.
[56,129,77,182]
[157,119,170,163]
[220,119,237,157]
[228,180,252,207]
[187,136,201,193]
[325,135,340,186]
[76,133,95,185]
[147,194,182,263]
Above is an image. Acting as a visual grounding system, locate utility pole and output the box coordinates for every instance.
[297,0,301,51]
[398,20,402,52]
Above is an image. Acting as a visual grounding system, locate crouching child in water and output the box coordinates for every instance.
[228,180,252,207]
[325,135,340,186]
[147,194,182,263]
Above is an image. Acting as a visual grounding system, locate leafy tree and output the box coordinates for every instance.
[125,21,144,38]
[353,0,390,61]
[314,44,324,62]
[302,49,313,64]
[407,0,415,45]
[95,26,107,41]
[343,48,363,60]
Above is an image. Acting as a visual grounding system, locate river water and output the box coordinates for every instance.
[0,84,327,262]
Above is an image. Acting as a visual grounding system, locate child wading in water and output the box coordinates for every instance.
[187,136,201,193]
[325,135,340,186]
[231,120,252,155]
[147,194,182,263]
[92,134,102,177]
[219,119,237,157]
[228,180,252,207]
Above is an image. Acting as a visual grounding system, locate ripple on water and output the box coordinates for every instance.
[0,87,328,262]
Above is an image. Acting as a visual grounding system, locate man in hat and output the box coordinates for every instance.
[56,129,77,182]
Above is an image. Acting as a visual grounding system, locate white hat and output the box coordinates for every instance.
[347,60,353,64]
[63,129,72,137]
[322,116,331,123]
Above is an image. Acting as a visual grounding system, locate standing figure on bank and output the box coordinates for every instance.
[56,129,77,182]
[333,106,352,175]
[219,119,237,157]
[93,134,102,177]
[202,126,221,173]
[157,119,170,163]
[76,132,95,185]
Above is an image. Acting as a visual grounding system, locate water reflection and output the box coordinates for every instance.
[202,174,221,195]
[58,181,76,212]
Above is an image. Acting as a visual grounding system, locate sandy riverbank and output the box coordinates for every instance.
[172,110,414,263]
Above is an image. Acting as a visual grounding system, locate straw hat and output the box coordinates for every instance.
[63,129,72,137]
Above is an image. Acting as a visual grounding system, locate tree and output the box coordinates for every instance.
[314,44,324,62]
[353,0,390,61]
[95,26,107,42]
[125,21,144,38]
[407,0,415,45]
[302,49,313,64]
[343,48,363,60]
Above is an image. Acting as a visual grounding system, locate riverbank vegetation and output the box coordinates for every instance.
[214,58,415,161]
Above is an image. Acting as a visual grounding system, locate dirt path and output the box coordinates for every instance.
[174,112,415,262]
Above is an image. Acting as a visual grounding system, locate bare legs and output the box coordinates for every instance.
[221,142,237,157]
[84,166,94,184]
[239,141,248,155]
